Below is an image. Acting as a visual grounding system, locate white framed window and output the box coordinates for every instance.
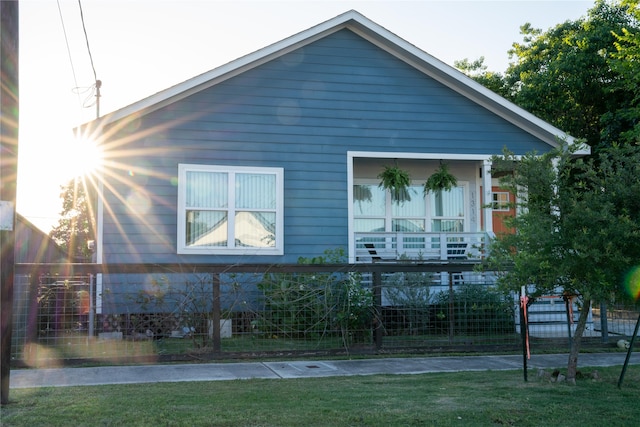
[430,187,465,232]
[353,181,467,233]
[177,164,284,255]
[491,192,511,211]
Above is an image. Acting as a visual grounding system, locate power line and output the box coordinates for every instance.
[77,0,97,82]
[57,0,81,108]
[77,0,101,118]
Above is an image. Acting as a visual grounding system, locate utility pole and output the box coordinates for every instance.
[1,0,19,405]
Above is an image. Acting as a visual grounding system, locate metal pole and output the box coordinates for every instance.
[617,312,640,388]
[95,80,101,119]
[564,294,573,351]
[373,271,382,350]
[599,302,609,343]
[520,287,529,382]
[1,0,19,406]
[448,273,454,344]
[88,274,95,337]
[212,273,221,352]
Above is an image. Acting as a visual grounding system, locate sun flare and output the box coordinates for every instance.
[68,135,104,180]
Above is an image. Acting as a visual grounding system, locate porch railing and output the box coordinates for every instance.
[355,232,491,262]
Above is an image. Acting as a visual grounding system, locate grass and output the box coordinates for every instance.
[15,336,353,367]
[2,365,639,426]
[16,330,524,362]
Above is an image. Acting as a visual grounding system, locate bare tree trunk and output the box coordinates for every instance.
[566,299,592,384]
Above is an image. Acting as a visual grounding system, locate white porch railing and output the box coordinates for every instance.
[354,232,491,262]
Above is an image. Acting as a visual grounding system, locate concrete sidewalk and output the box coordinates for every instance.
[9,352,639,389]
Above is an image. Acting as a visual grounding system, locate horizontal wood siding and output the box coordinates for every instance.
[102,29,553,264]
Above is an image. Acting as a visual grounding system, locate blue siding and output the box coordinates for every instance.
[101,29,554,264]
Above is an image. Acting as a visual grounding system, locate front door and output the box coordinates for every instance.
[481,186,515,236]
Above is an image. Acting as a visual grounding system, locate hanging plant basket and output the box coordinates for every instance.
[424,162,458,194]
[378,164,412,204]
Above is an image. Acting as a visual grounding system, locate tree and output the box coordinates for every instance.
[609,0,640,144]
[49,178,96,261]
[454,57,509,97]
[503,1,639,150]
[487,142,640,383]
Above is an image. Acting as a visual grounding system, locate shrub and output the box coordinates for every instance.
[257,248,374,345]
[431,284,515,335]
[383,267,433,335]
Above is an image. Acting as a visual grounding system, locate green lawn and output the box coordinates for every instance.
[3,365,639,426]
[15,332,524,365]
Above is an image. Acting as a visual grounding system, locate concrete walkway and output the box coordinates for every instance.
[9,352,639,389]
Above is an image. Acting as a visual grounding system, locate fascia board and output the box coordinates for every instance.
[348,151,493,161]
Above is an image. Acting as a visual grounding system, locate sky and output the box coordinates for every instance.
[17,0,594,233]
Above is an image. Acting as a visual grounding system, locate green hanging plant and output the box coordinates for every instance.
[424,162,458,194]
[378,164,412,204]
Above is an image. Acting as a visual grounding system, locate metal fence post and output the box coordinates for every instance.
[519,287,529,382]
[26,275,40,344]
[617,312,640,388]
[373,271,382,350]
[212,273,221,352]
[564,293,573,351]
[600,302,609,343]
[448,272,454,344]
[88,274,95,338]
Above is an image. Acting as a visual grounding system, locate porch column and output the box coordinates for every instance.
[482,159,493,234]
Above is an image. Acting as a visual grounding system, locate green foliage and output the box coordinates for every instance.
[487,141,640,378]
[504,0,640,149]
[384,261,433,335]
[431,284,515,335]
[454,56,509,97]
[424,162,458,194]
[488,142,640,304]
[49,178,96,261]
[609,0,640,145]
[257,269,332,339]
[460,2,639,150]
[334,273,373,343]
[377,164,412,204]
[258,248,374,344]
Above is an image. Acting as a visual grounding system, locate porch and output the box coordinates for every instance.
[354,232,491,263]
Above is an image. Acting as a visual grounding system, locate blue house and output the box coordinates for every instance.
[82,10,581,268]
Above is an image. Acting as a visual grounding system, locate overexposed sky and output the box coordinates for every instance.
[17,0,593,232]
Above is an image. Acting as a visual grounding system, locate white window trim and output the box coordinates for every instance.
[177,164,284,255]
[491,191,511,212]
[428,182,469,232]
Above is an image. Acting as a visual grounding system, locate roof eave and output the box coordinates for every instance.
[80,10,364,130]
[80,9,580,153]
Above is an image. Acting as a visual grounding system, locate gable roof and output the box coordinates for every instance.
[87,10,586,154]
[15,213,71,263]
